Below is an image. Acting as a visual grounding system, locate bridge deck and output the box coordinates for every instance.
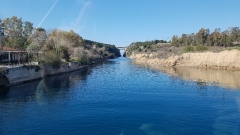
[117,47,127,50]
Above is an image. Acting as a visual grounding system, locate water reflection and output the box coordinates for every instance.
[132,60,240,89]
[0,68,91,103]
[0,86,10,96]
[1,58,240,135]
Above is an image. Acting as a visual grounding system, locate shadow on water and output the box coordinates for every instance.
[0,75,10,87]
[0,86,10,96]
[0,67,92,102]
[132,60,240,90]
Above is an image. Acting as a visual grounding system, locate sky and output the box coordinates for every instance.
[0,0,239,47]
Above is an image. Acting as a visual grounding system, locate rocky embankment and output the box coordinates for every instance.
[129,49,240,71]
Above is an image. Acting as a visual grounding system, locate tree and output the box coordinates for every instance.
[46,29,86,61]
[206,34,213,46]
[229,27,240,42]
[0,19,4,50]
[211,28,222,46]
[187,33,196,46]
[222,30,233,47]
[3,16,33,49]
[180,34,188,46]
[196,28,210,45]
[27,27,47,53]
[23,21,33,39]
[171,35,179,46]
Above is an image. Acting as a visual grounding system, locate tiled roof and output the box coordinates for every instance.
[2,46,24,51]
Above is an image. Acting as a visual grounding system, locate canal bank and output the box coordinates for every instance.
[0,61,102,86]
[128,49,240,71]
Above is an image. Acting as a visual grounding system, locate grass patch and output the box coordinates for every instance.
[226,46,240,51]
[183,45,208,52]
[183,46,194,52]
[195,46,208,52]
[70,58,80,62]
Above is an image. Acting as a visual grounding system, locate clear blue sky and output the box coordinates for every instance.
[0,0,239,47]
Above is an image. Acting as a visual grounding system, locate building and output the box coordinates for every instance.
[0,26,29,65]
[0,46,28,64]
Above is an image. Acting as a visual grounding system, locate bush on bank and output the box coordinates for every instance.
[184,45,208,52]
[38,51,61,69]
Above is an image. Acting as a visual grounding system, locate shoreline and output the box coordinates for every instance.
[0,60,104,87]
[129,49,240,71]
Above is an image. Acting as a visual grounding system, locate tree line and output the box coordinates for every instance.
[0,16,120,67]
[171,27,240,47]
[125,39,168,56]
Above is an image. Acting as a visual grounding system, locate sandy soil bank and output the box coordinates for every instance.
[129,49,240,71]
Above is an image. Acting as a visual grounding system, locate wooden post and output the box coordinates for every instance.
[27,53,29,63]
[8,52,10,63]
[18,52,20,64]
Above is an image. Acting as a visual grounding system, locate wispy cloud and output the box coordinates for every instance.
[59,0,91,33]
[73,1,91,26]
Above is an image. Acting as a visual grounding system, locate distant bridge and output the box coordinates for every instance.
[117,47,127,50]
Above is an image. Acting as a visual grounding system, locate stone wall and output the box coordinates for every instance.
[0,62,88,86]
[41,62,87,77]
[5,67,42,85]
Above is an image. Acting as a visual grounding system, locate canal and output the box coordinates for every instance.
[0,57,240,135]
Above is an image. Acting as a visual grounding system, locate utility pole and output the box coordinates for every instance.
[225,33,226,49]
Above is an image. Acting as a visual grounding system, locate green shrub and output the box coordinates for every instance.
[79,57,91,65]
[138,48,142,52]
[183,46,194,52]
[59,46,70,62]
[38,51,61,69]
[78,52,91,65]
[195,46,208,51]
[70,57,80,62]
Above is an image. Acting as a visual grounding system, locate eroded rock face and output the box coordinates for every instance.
[129,50,240,71]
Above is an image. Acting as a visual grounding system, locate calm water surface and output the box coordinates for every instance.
[0,57,240,135]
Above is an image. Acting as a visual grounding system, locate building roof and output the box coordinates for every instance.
[1,46,26,52]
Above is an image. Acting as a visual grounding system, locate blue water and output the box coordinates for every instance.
[0,57,240,135]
